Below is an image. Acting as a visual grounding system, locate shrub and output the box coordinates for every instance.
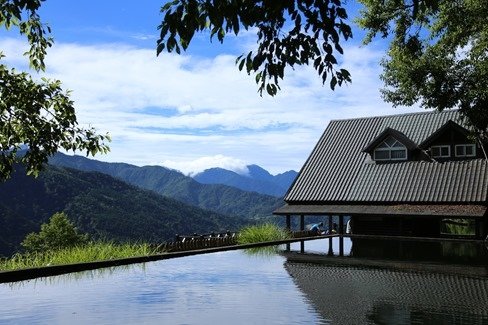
[21,212,89,253]
[237,223,291,244]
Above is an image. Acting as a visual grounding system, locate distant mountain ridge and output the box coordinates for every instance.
[193,165,297,197]
[0,165,248,257]
[49,153,283,220]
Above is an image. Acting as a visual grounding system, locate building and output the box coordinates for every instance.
[274,110,488,239]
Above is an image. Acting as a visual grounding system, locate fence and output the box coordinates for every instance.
[154,229,319,253]
[156,231,237,252]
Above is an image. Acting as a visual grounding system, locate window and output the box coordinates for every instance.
[455,144,476,157]
[430,145,450,158]
[373,136,407,161]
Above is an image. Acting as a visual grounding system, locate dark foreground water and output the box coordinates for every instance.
[1,238,487,324]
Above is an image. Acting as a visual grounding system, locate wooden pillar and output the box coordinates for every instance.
[328,237,333,256]
[339,215,344,235]
[475,218,481,239]
[286,215,291,231]
[339,236,344,256]
[300,240,305,253]
[300,215,305,231]
[339,215,344,256]
[328,215,332,234]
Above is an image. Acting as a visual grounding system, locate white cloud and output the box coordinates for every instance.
[0,38,423,174]
[163,155,249,176]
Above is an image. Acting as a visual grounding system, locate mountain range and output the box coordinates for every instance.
[1,153,293,256]
[0,165,249,257]
[193,165,297,197]
[48,153,284,220]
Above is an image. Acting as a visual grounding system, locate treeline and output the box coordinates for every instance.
[0,165,250,257]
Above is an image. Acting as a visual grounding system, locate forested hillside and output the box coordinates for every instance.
[0,165,249,257]
[49,153,283,219]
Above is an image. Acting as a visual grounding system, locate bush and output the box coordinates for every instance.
[237,223,291,244]
[21,212,89,252]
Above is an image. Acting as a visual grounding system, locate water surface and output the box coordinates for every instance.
[1,238,487,324]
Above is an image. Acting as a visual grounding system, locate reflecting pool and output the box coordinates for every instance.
[1,238,487,324]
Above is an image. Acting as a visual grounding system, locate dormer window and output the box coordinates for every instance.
[431,145,450,158]
[373,136,407,161]
[419,120,478,161]
[455,144,476,157]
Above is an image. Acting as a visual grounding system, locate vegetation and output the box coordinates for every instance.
[0,164,250,257]
[158,0,352,96]
[0,241,158,271]
[237,223,291,245]
[358,0,488,142]
[0,1,110,181]
[2,1,486,180]
[21,212,89,253]
[49,153,283,220]
[440,219,476,236]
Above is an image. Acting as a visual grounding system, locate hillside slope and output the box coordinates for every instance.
[0,165,248,257]
[49,153,283,219]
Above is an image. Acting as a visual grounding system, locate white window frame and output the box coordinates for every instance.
[430,145,451,158]
[373,137,408,161]
[455,144,476,157]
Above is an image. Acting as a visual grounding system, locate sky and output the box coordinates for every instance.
[1,0,424,176]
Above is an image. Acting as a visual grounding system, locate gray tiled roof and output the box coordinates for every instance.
[285,110,488,203]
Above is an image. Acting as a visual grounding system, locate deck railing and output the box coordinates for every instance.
[155,232,237,252]
[154,229,319,253]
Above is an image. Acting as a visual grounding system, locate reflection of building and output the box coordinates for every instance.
[284,260,488,324]
[275,110,488,238]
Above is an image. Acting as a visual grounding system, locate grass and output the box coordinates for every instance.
[440,218,476,236]
[237,223,291,245]
[0,242,159,271]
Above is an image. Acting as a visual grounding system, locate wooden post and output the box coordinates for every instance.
[328,237,333,256]
[339,215,344,235]
[300,240,305,253]
[339,236,344,256]
[328,215,332,234]
[300,215,305,231]
[286,215,291,231]
[338,215,344,256]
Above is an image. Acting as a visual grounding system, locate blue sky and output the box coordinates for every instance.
[2,0,423,175]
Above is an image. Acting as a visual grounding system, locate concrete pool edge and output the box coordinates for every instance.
[2,234,485,283]
[0,235,331,283]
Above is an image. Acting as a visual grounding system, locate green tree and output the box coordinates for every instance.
[358,0,488,143]
[0,0,110,181]
[21,212,89,252]
[157,0,353,96]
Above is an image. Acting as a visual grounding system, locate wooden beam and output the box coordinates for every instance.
[286,215,291,231]
[300,215,305,231]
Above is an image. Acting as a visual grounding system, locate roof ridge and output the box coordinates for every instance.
[330,109,458,123]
